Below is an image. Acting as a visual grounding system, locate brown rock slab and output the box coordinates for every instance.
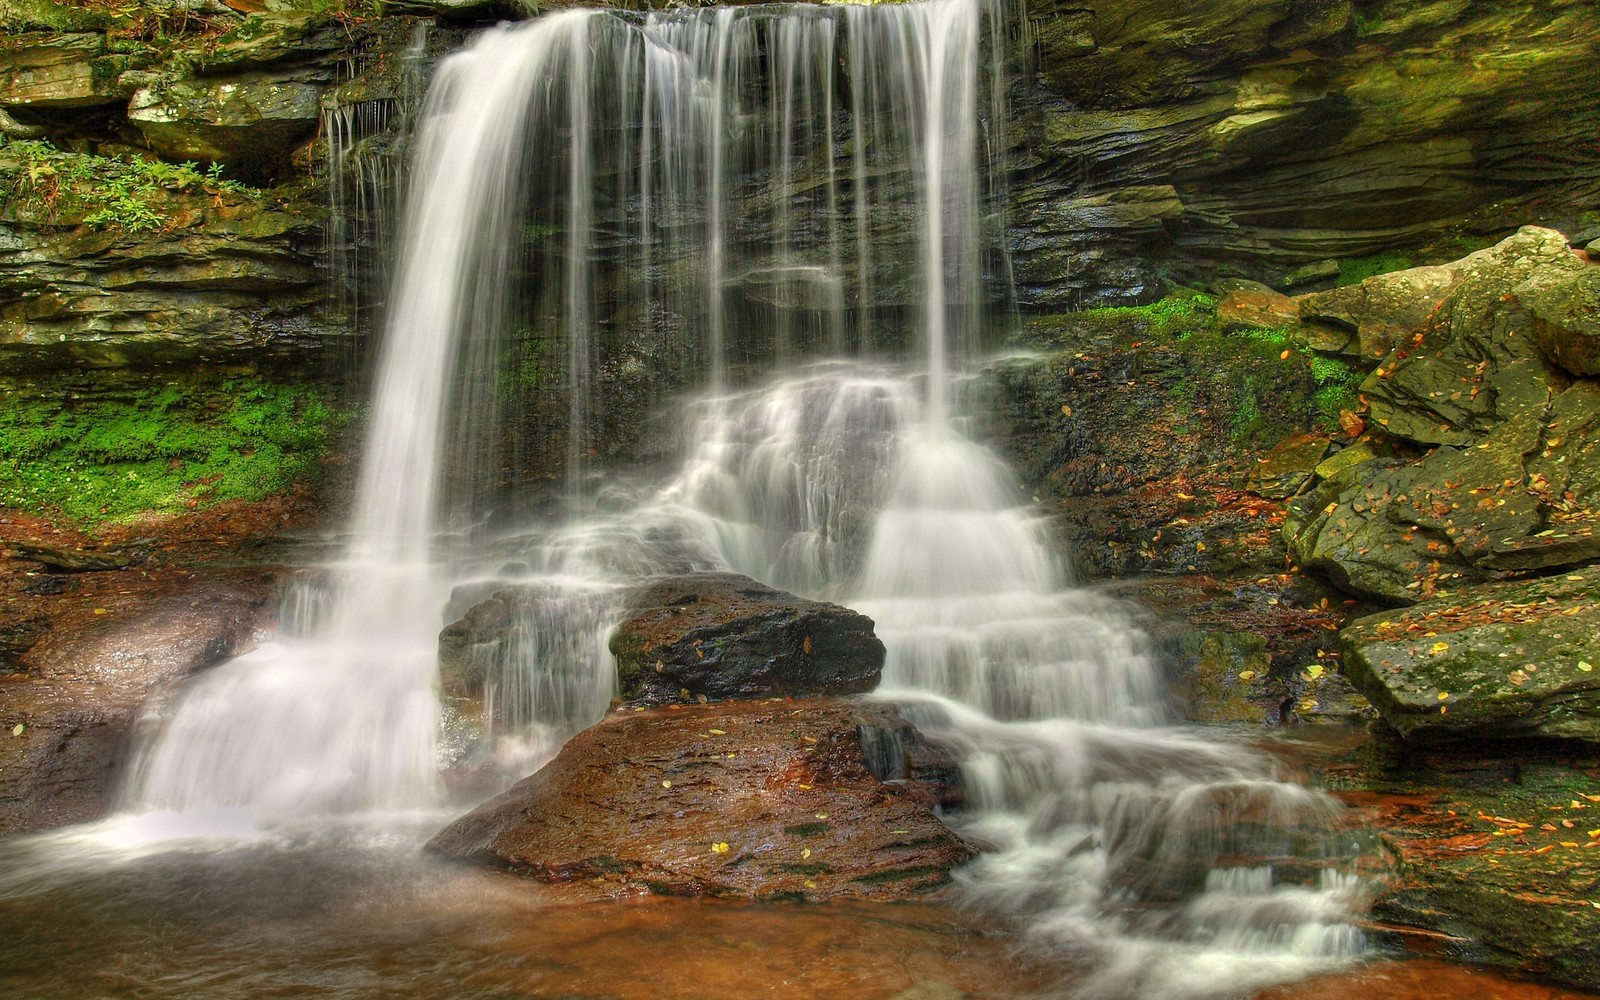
[427,699,972,900]
[0,584,269,833]
[1217,285,1300,333]
[608,573,884,705]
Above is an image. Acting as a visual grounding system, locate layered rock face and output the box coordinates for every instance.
[1010,0,1600,306]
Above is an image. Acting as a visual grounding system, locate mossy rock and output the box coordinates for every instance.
[1341,566,1600,742]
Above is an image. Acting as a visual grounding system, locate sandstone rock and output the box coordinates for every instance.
[608,573,884,706]
[1012,2,1598,299]
[1282,260,1339,288]
[0,203,323,372]
[1520,265,1600,377]
[198,12,350,72]
[1247,432,1328,499]
[1340,567,1600,742]
[427,699,972,899]
[0,32,134,109]
[0,585,269,833]
[1361,228,1580,448]
[1296,263,1459,361]
[1217,285,1299,333]
[128,76,324,175]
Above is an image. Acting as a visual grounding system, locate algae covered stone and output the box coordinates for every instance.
[1341,566,1600,742]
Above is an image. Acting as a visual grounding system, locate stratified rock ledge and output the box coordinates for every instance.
[1341,565,1600,742]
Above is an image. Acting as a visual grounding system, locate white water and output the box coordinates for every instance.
[115,1,1366,995]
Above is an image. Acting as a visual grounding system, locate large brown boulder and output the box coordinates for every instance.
[0,583,269,833]
[427,699,971,899]
[607,573,884,706]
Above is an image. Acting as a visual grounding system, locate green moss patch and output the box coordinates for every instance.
[0,372,343,523]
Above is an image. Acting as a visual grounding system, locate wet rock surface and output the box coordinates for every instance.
[1341,568,1600,743]
[428,699,971,900]
[1011,1,1600,303]
[0,581,272,833]
[1321,734,1600,990]
[608,573,885,705]
[1282,229,1600,604]
[0,503,314,834]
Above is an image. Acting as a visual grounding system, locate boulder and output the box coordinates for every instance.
[128,75,324,175]
[0,584,269,833]
[1283,234,1600,602]
[1340,566,1600,742]
[427,699,971,899]
[608,573,884,706]
[1520,264,1600,378]
[1217,284,1300,333]
[1246,432,1329,499]
[1361,228,1580,448]
[1295,263,1460,360]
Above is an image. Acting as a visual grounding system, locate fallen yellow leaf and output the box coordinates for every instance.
[711,842,729,853]
[802,848,812,859]
[1430,641,1449,654]
[709,729,727,735]
[661,780,672,789]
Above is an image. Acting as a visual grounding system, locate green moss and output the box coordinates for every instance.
[1336,253,1413,287]
[0,136,258,232]
[0,373,343,523]
[849,865,951,887]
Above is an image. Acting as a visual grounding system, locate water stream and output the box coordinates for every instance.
[3,2,1371,996]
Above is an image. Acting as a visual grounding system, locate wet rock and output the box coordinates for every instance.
[608,573,884,706]
[4,539,148,572]
[0,584,270,833]
[1217,285,1300,333]
[0,32,135,109]
[1520,265,1600,378]
[428,699,972,899]
[1340,566,1600,742]
[1247,432,1329,499]
[1329,741,1600,990]
[128,75,324,174]
[1361,228,1579,448]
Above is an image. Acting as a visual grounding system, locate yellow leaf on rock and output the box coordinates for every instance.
[10,724,22,737]
[1580,661,1594,673]
[1237,671,1257,682]
[93,608,107,615]
[661,780,672,789]
[802,848,812,859]
[1305,665,1325,680]
[709,729,727,735]
[1438,691,1450,701]
[1431,641,1450,654]
[711,842,729,853]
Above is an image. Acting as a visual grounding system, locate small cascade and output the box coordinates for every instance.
[322,23,431,363]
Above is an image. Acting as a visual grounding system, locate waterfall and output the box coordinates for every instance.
[121,1,1365,993]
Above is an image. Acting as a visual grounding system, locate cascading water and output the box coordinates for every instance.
[113,0,1369,995]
